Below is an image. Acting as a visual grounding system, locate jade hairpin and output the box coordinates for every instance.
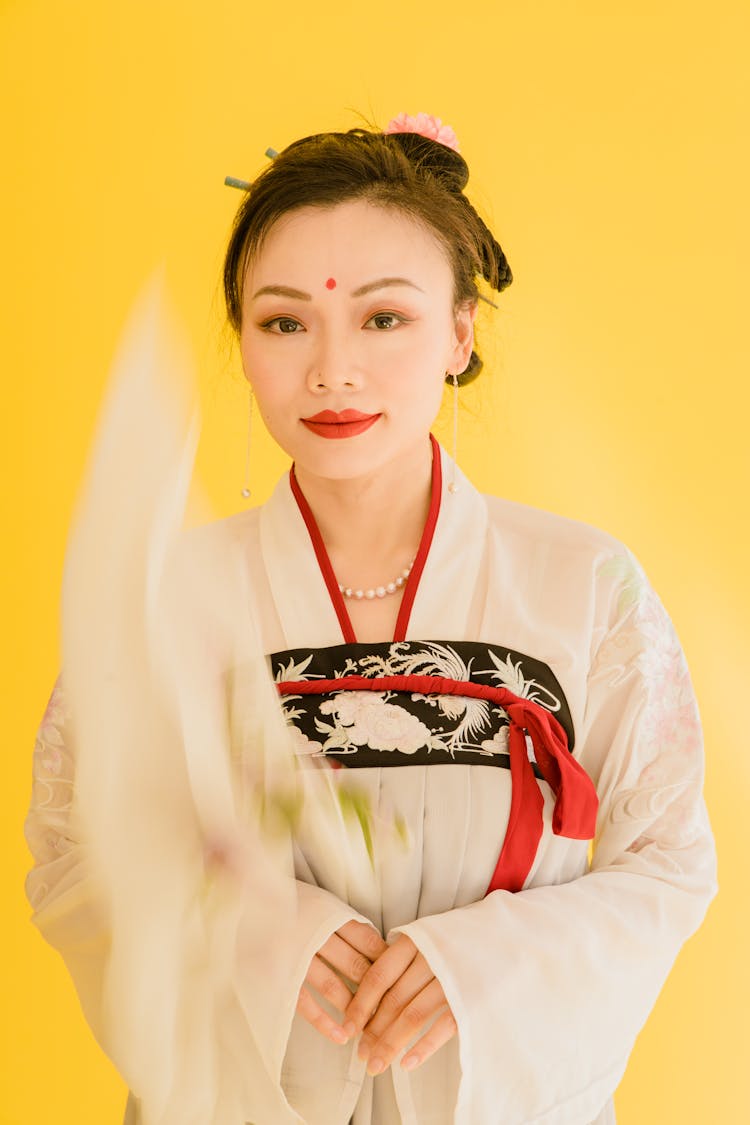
[224,148,278,192]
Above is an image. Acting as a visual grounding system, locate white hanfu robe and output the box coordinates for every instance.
[24,440,717,1125]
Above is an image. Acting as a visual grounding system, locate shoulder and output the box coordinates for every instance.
[481,491,629,562]
[179,505,261,554]
[155,508,263,613]
[479,492,647,634]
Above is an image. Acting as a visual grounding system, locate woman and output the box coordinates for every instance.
[25,116,717,1124]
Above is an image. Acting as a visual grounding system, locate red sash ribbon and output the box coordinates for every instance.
[277,674,598,894]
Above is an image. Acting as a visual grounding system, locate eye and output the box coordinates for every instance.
[261,316,305,334]
[365,312,407,331]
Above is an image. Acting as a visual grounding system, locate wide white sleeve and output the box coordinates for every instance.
[24,674,113,1044]
[391,553,718,1125]
[23,674,367,1125]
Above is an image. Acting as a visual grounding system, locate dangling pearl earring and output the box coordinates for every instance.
[241,388,254,499]
[448,372,460,494]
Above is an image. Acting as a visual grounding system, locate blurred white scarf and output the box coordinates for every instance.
[60,276,377,1124]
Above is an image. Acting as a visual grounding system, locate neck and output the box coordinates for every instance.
[292,439,434,569]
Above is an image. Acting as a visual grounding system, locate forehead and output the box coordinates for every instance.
[247,199,451,281]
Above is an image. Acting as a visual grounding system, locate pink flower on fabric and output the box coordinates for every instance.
[320,692,432,754]
[40,746,63,775]
[40,682,66,734]
[350,700,432,755]
[384,112,461,153]
[320,691,378,727]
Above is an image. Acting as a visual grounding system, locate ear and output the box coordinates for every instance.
[450,301,478,373]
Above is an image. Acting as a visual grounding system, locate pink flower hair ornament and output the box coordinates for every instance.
[384,112,461,153]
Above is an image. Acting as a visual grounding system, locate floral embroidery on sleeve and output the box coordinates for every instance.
[596,555,702,762]
[25,676,78,869]
[594,555,705,849]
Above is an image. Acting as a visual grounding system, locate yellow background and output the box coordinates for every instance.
[2,1,747,1121]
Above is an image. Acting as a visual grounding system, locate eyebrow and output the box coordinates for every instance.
[353,277,426,298]
[250,277,426,301]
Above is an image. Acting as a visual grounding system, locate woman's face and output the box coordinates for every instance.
[239,199,476,483]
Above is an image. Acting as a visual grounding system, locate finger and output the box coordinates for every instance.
[317,931,374,985]
[401,1009,459,1071]
[296,985,350,1046]
[355,1024,378,1065]
[305,953,354,1014]
[359,957,435,1051]
[336,919,388,960]
[344,936,418,1034]
[362,979,449,1075]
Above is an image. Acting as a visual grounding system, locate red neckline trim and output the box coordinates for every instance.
[288,434,443,645]
[394,434,442,641]
[289,467,356,644]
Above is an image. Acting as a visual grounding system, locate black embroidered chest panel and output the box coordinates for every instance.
[269,640,574,773]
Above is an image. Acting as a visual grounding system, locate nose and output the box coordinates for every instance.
[305,324,362,393]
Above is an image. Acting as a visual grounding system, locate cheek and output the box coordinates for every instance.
[242,342,282,405]
[241,351,282,417]
[389,359,448,410]
[249,378,288,429]
[240,325,278,371]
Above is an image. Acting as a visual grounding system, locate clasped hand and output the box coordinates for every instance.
[296,920,457,1075]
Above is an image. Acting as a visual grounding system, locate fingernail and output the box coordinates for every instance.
[402,1054,420,1071]
[342,1021,357,1037]
[367,1057,385,1076]
[331,1027,348,1044]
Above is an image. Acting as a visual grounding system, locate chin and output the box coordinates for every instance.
[296,434,433,486]
[296,450,389,483]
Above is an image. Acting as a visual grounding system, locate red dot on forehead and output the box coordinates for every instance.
[325,277,337,289]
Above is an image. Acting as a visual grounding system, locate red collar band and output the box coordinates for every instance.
[289,434,443,644]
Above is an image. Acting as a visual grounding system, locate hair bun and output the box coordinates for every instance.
[386,132,470,193]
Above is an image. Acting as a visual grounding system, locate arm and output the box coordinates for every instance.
[350,552,717,1124]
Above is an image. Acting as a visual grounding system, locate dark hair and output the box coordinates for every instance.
[222,127,512,385]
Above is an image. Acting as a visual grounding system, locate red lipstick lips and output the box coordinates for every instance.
[301,409,381,439]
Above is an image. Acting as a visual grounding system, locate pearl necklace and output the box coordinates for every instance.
[338,559,415,600]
